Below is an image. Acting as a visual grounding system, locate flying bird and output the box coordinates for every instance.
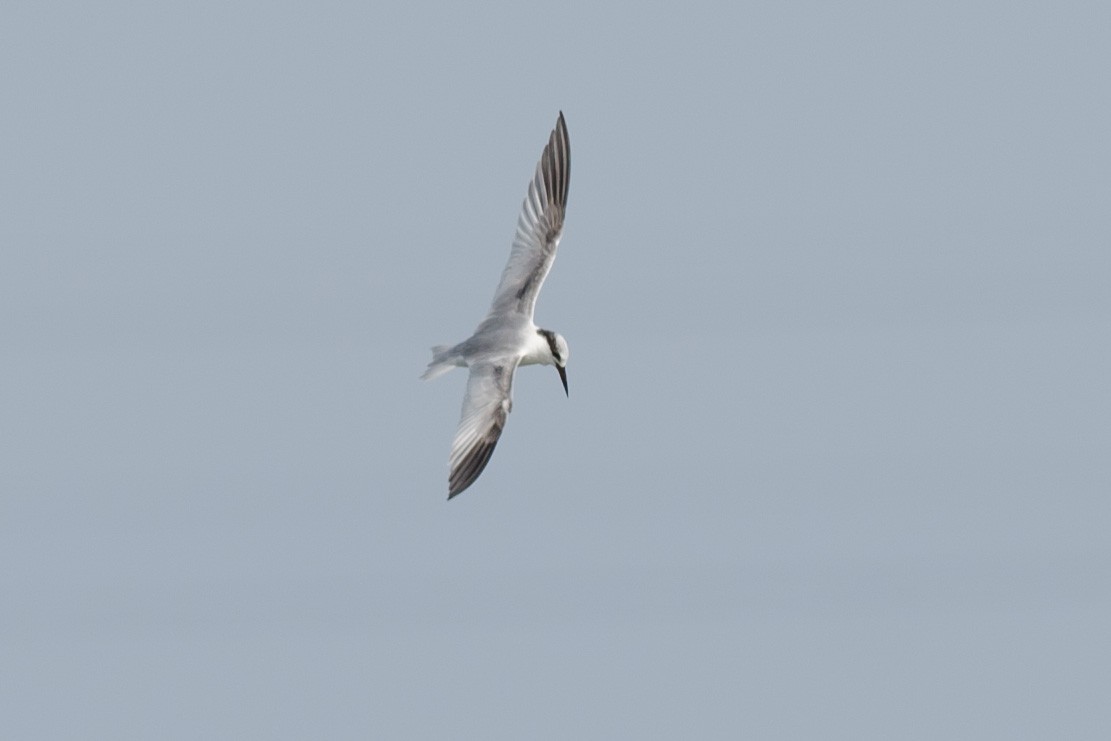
[422,112,572,499]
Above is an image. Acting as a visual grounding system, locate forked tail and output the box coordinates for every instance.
[421,345,457,380]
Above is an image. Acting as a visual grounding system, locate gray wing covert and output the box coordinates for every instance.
[485,112,570,321]
[448,359,520,498]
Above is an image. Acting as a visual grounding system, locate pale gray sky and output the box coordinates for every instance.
[2,2,1109,738]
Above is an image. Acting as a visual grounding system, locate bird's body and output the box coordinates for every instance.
[422,112,571,499]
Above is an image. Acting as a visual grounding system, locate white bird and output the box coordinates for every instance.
[422,112,571,499]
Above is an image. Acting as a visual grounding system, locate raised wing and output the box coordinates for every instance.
[448,359,520,498]
[485,112,570,321]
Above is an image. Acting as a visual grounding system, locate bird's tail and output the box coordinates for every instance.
[421,345,458,380]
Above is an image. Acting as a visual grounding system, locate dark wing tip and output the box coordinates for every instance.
[446,397,510,499]
[544,112,570,210]
[447,436,500,499]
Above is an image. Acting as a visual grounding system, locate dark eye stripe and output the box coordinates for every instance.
[539,329,561,362]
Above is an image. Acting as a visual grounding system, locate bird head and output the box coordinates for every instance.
[539,329,570,396]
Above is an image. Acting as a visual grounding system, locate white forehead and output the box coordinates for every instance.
[554,333,570,359]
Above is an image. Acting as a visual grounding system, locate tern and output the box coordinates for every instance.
[422,112,571,499]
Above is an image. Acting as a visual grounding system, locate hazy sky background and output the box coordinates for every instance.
[3,2,1109,738]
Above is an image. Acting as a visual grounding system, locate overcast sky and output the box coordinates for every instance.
[2,2,1109,739]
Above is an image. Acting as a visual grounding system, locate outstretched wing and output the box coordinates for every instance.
[485,112,570,322]
[448,359,520,498]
